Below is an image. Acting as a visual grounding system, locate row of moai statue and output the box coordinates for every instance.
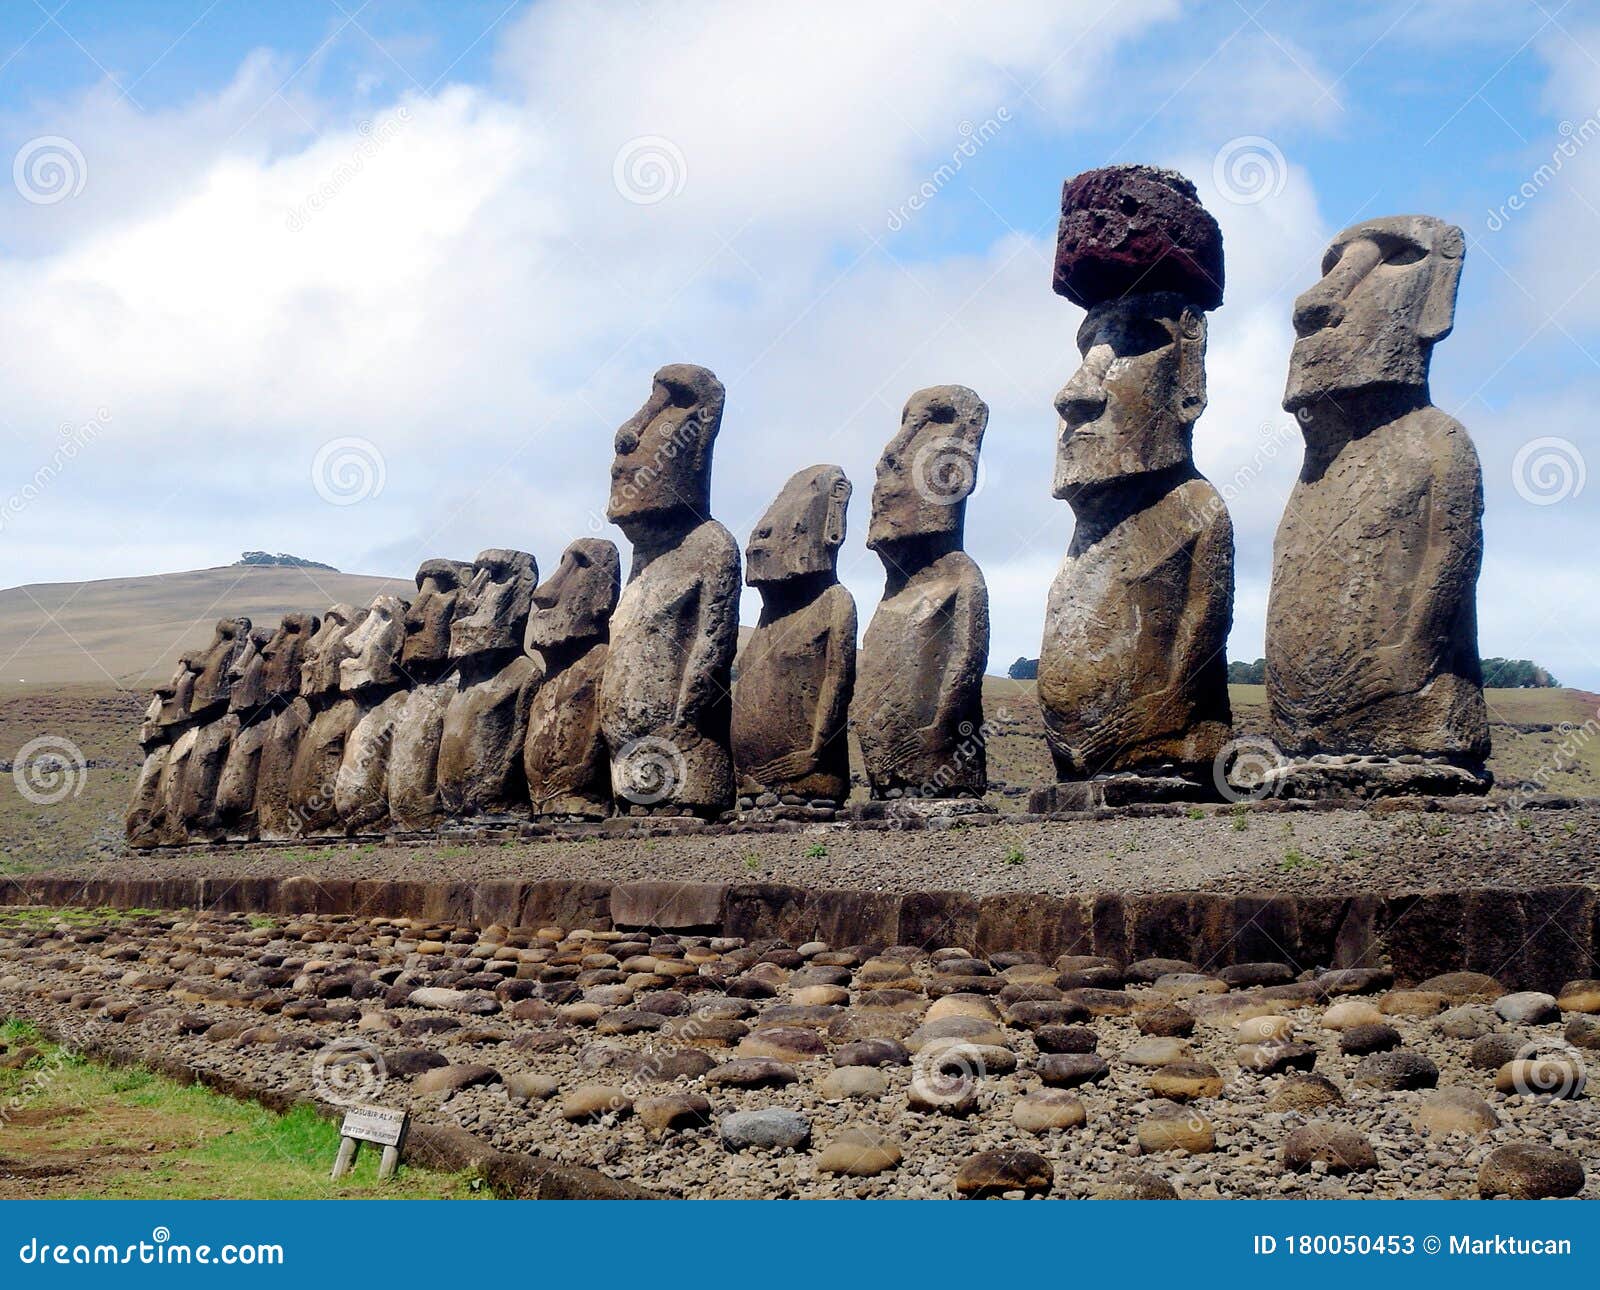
[126,366,989,846]
[126,162,1491,846]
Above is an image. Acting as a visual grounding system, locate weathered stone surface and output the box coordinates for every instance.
[1413,1087,1499,1136]
[816,1125,901,1175]
[1138,1106,1215,1154]
[335,688,407,833]
[1353,1049,1438,1091]
[1088,1169,1178,1200]
[524,539,620,819]
[1283,1123,1377,1174]
[1478,1144,1584,1199]
[857,386,989,799]
[189,617,254,719]
[438,550,539,819]
[1053,164,1223,310]
[1267,1073,1344,1112]
[954,1149,1053,1198]
[601,365,740,816]
[1011,1089,1086,1132]
[1494,991,1559,1025]
[1267,215,1490,783]
[284,605,367,835]
[719,1108,810,1151]
[387,678,458,829]
[732,465,856,802]
[1039,282,1232,791]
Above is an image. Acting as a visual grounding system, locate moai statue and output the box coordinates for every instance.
[1033,165,1234,811]
[436,549,539,819]
[126,655,199,848]
[600,364,741,818]
[334,594,411,833]
[856,386,990,808]
[389,558,473,830]
[283,605,366,837]
[732,465,857,813]
[176,618,254,840]
[251,612,321,840]
[523,539,621,820]
[1264,214,1489,797]
[213,626,273,838]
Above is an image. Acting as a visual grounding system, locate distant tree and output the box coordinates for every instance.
[1007,656,1039,680]
[1481,657,1559,688]
[1227,658,1267,684]
[234,551,338,571]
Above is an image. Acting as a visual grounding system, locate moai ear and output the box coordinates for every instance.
[824,474,852,548]
[1419,222,1464,345]
[1177,306,1208,422]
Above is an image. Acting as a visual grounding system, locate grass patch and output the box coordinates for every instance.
[0,1026,484,1200]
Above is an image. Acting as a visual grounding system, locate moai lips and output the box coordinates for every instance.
[857,387,990,802]
[733,465,857,805]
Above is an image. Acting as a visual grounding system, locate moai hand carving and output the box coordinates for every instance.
[600,365,740,818]
[732,465,856,808]
[389,559,473,830]
[857,386,990,803]
[1264,215,1489,797]
[1034,165,1233,811]
[437,549,539,819]
[524,539,621,820]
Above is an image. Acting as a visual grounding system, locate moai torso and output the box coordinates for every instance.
[332,594,410,833]
[525,539,620,819]
[247,613,319,841]
[1040,475,1232,777]
[285,606,365,837]
[126,655,197,847]
[857,386,990,800]
[732,465,856,805]
[1266,215,1488,764]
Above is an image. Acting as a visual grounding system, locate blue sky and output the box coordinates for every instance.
[1,0,1597,688]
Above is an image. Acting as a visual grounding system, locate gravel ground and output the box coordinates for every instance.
[37,803,1600,898]
[2,909,1596,1200]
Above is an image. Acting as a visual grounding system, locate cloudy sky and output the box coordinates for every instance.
[1,0,1596,686]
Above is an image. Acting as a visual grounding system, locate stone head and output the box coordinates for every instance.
[401,558,473,671]
[607,364,725,534]
[189,617,252,714]
[341,594,410,693]
[449,549,537,661]
[301,605,366,699]
[226,627,273,716]
[525,539,621,655]
[1284,214,1464,413]
[747,465,851,587]
[260,612,320,701]
[153,655,199,731]
[866,386,987,552]
[1053,291,1206,496]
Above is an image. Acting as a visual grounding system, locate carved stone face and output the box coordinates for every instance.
[1284,215,1464,413]
[1053,292,1205,496]
[747,465,851,586]
[226,627,272,715]
[189,617,252,713]
[301,605,366,698]
[607,364,724,533]
[341,594,409,692]
[154,656,199,729]
[401,559,472,670]
[449,549,537,661]
[866,385,987,551]
[261,613,319,700]
[525,539,620,654]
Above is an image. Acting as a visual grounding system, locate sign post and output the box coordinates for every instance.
[331,1105,409,1181]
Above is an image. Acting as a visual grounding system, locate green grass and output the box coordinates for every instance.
[1278,847,1317,873]
[1002,845,1026,867]
[0,1024,484,1200]
[803,842,828,859]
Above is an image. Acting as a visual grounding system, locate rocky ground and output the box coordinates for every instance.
[38,801,1600,899]
[2,908,1595,1200]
